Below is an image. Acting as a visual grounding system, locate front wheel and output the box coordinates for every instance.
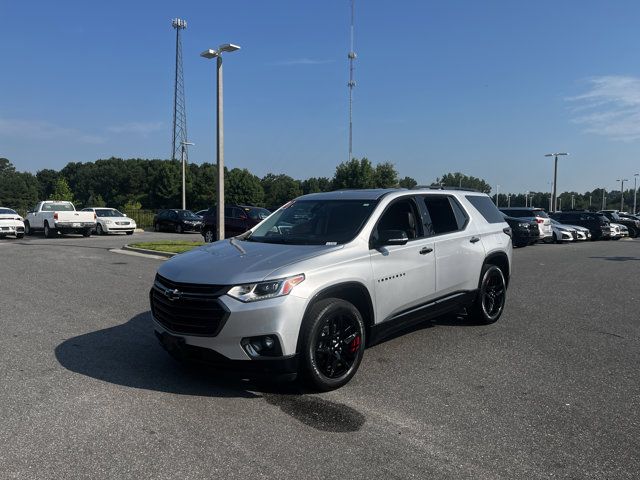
[16,233,24,239]
[96,224,104,235]
[176,224,183,234]
[154,223,160,232]
[44,223,55,238]
[299,298,365,391]
[469,264,507,325]
[83,228,91,237]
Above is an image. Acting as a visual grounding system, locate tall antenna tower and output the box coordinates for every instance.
[347,0,356,162]
[171,18,188,162]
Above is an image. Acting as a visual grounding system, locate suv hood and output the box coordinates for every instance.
[157,239,342,285]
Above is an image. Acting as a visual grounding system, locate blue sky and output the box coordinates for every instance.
[1,0,640,194]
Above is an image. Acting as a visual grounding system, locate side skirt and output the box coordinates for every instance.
[369,290,477,344]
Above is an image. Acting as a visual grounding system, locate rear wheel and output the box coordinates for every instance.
[43,222,55,238]
[299,298,365,391]
[469,264,507,325]
[83,228,91,237]
[24,222,32,236]
[628,227,637,238]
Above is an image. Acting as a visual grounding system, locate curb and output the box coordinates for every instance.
[122,244,176,258]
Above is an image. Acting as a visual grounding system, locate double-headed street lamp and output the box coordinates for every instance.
[544,152,569,212]
[616,178,629,212]
[201,43,241,240]
[180,141,194,210]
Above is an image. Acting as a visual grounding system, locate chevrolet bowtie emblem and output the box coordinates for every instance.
[164,288,182,301]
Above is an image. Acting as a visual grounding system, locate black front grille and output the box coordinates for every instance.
[150,274,230,336]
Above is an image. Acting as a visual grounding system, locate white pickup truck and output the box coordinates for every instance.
[24,201,97,238]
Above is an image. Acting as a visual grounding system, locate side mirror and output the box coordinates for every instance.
[376,229,409,247]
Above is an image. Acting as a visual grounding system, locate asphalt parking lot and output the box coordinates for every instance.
[1,233,638,479]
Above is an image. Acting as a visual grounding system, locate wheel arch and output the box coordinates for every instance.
[297,281,375,351]
[483,251,510,287]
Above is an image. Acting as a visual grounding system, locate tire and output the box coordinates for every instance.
[469,264,507,325]
[299,298,365,391]
[553,233,559,244]
[96,224,104,235]
[154,223,160,232]
[203,229,215,243]
[43,222,54,238]
[126,231,134,235]
[83,228,91,237]
[176,224,183,234]
[628,227,637,238]
[16,233,24,239]
[24,221,32,236]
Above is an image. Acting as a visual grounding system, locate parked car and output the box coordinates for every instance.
[548,219,577,243]
[150,188,512,390]
[499,207,552,241]
[201,205,271,242]
[502,213,539,247]
[195,210,207,217]
[82,207,136,235]
[0,208,25,239]
[153,209,203,233]
[610,223,628,238]
[598,210,639,238]
[24,201,96,238]
[549,211,611,240]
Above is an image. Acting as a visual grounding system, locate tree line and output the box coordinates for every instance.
[0,156,636,213]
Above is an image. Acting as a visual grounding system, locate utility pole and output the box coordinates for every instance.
[617,178,628,212]
[602,189,606,210]
[571,194,575,209]
[634,174,639,214]
[544,152,569,212]
[495,185,500,207]
[347,0,357,162]
[180,141,194,210]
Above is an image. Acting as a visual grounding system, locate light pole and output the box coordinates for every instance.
[616,178,628,212]
[525,191,529,208]
[634,173,639,214]
[544,152,569,212]
[201,43,241,240]
[507,194,511,207]
[589,195,592,208]
[495,184,500,207]
[571,194,575,209]
[602,189,606,210]
[180,141,194,210]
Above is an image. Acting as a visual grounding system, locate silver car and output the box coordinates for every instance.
[150,188,513,390]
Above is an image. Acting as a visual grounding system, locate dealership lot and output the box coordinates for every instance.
[1,234,638,479]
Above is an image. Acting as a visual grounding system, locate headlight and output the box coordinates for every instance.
[104,220,113,224]
[227,274,305,302]
[518,222,529,228]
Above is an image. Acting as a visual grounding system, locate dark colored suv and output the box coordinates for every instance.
[153,209,203,233]
[598,210,639,238]
[550,211,611,240]
[501,213,539,247]
[201,204,271,242]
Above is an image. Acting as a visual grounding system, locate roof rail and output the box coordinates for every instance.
[412,185,480,193]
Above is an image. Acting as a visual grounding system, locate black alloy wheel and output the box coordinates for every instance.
[300,298,365,391]
[470,264,506,324]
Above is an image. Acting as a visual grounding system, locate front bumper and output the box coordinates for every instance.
[0,224,24,235]
[103,223,135,232]
[151,292,308,361]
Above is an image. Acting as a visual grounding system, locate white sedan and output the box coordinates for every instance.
[0,208,25,239]
[82,208,136,235]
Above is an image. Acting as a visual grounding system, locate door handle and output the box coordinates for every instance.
[419,247,433,255]
[470,236,480,243]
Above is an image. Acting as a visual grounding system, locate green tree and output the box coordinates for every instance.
[332,158,375,189]
[261,173,303,208]
[301,177,333,194]
[436,172,491,194]
[398,176,418,189]
[226,168,264,206]
[51,178,75,202]
[0,157,16,175]
[373,162,398,188]
[36,169,60,200]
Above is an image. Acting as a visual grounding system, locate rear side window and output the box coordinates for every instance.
[466,195,504,224]
[420,195,465,235]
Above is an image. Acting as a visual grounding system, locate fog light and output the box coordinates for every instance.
[241,335,283,358]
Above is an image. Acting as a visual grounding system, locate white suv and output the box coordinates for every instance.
[150,188,513,390]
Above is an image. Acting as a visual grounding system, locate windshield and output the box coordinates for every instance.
[178,210,200,219]
[42,203,74,212]
[0,208,18,215]
[246,200,378,245]
[96,209,124,217]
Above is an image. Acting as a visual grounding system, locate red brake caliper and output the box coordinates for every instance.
[349,335,361,353]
